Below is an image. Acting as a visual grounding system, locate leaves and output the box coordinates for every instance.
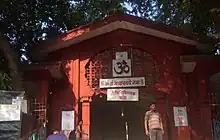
[0,0,126,61]
[125,0,219,36]
[0,72,12,90]
[124,0,220,53]
[0,0,126,89]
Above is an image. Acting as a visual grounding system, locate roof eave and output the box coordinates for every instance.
[32,21,199,60]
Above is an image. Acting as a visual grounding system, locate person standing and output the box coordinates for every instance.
[75,120,83,140]
[144,103,164,140]
[75,120,88,140]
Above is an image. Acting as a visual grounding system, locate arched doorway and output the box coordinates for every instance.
[90,91,168,140]
[85,46,170,140]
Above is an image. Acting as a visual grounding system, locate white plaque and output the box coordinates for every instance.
[113,52,132,77]
[107,89,139,101]
[12,97,27,114]
[0,104,21,121]
[62,111,75,131]
[173,107,188,127]
[113,59,131,77]
[21,100,27,114]
[99,77,145,88]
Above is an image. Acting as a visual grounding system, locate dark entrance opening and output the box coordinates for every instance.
[90,92,168,140]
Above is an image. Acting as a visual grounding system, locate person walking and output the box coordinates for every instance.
[144,103,164,140]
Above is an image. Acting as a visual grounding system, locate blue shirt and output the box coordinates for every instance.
[47,134,67,140]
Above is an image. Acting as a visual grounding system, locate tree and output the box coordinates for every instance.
[0,0,125,89]
[0,0,125,60]
[1,0,220,89]
[125,0,217,34]
[0,33,23,90]
[0,73,11,90]
[124,0,220,53]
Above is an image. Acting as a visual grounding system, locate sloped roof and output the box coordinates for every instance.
[32,13,201,59]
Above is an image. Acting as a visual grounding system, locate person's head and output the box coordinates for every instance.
[149,102,156,111]
[78,120,83,125]
[53,129,60,134]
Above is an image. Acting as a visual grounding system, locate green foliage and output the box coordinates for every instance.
[71,0,125,23]
[0,0,125,61]
[157,0,216,34]
[125,0,218,35]
[0,72,12,90]
[125,0,220,52]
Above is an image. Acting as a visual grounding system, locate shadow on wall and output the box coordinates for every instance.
[47,60,77,134]
[20,114,37,138]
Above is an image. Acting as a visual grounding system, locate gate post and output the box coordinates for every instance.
[82,101,91,139]
[165,94,172,140]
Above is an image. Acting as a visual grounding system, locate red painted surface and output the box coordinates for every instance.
[24,16,220,140]
[33,13,197,53]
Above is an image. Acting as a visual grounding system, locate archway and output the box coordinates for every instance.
[85,46,170,140]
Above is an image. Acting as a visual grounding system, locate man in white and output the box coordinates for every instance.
[144,103,164,140]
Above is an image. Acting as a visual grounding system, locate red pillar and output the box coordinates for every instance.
[82,102,90,139]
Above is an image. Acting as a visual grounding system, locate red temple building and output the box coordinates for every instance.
[22,13,220,140]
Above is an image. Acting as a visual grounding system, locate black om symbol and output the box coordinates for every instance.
[114,60,130,74]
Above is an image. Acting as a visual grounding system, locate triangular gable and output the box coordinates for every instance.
[32,13,199,59]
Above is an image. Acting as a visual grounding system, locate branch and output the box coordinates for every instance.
[0,33,24,90]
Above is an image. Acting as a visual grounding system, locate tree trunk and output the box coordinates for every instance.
[0,33,23,90]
